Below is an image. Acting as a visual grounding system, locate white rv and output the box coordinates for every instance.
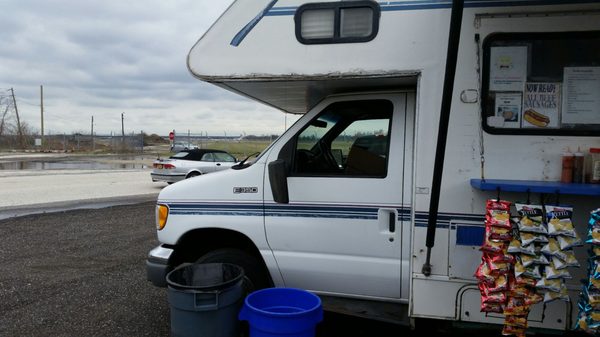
[147,0,600,332]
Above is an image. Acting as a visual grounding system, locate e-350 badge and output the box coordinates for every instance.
[233,187,258,194]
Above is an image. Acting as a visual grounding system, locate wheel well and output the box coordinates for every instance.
[185,170,201,178]
[173,228,266,267]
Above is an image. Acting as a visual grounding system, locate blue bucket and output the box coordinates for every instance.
[239,288,323,337]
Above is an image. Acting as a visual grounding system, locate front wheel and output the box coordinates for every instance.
[196,248,272,292]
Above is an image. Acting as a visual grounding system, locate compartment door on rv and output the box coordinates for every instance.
[265,93,414,299]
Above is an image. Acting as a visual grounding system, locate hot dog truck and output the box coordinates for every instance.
[147,0,600,332]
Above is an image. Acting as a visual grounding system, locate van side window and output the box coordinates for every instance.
[482,31,600,136]
[291,100,392,177]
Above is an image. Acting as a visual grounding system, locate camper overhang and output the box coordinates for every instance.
[193,73,419,115]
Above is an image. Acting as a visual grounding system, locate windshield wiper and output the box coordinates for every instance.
[232,152,261,170]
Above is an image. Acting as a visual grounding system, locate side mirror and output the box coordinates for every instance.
[268,159,289,204]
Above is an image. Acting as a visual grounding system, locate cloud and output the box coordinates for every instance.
[0,0,293,136]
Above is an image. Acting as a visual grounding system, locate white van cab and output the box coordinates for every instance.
[148,0,600,331]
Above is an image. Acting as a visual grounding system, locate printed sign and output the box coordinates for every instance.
[522,82,561,129]
[494,93,522,128]
[490,46,528,92]
[562,67,600,125]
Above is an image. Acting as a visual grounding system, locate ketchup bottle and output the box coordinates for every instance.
[561,149,574,184]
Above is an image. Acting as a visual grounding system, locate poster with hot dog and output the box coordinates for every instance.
[522,82,561,128]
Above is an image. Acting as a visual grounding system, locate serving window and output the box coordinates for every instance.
[482,31,600,136]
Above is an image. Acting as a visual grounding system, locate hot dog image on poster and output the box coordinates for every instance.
[522,82,561,128]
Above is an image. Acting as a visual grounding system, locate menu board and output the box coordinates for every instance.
[562,67,600,125]
[522,82,560,129]
[494,93,522,128]
[489,46,528,92]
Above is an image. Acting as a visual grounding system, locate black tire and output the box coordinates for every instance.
[186,171,201,179]
[196,248,272,292]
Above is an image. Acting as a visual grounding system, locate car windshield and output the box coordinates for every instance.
[170,152,190,159]
[213,152,236,162]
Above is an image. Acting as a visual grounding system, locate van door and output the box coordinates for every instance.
[264,93,414,299]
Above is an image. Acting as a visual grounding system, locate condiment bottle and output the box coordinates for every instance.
[591,148,600,184]
[561,149,574,184]
[573,148,584,183]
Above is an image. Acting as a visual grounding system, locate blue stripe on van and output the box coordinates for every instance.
[265,0,599,16]
[167,202,483,228]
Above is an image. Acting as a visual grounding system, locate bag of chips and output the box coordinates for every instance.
[540,238,568,261]
[508,235,536,255]
[479,282,507,304]
[544,283,570,302]
[520,232,548,247]
[552,254,580,269]
[515,275,536,287]
[504,314,528,328]
[524,292,543,306]
[514,258,541,279]
[516,203,545,232]
[520,253,549,267]
[474,261,495,285]
[535,277,562,293]
[545,260,572,279]
[486,225,513,242]
[504,297,530,316]
[487,211,512,229]
[481,302,504,313]
[587,219,600,246]
[557,234,583,250]
[546,205,576,237]
[502,324,526,337]
[481,236,507,255]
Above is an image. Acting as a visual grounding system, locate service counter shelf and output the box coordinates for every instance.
[470,179,600,197]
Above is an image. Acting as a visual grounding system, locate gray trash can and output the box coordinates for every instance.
[166,263,245,337]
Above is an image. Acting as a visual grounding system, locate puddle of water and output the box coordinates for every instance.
[0,156,149,170]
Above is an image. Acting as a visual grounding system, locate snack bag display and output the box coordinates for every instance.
[516,204,546,234]
[575,209,600,334]
[546,205,576,237]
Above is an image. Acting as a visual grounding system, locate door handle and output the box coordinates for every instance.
[216,163,221,166]
[389,211,396,233]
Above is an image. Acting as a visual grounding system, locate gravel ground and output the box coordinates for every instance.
[0,202,169,337]
[0,201,558,337]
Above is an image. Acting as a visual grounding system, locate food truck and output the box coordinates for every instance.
[147,0,600,334]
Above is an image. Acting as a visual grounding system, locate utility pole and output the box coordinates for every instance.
[40,85,44,148]
[121,112,125,150]
[10,88,24,148]
[91,115,94,151]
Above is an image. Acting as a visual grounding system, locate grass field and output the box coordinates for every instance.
[178,140,273,160]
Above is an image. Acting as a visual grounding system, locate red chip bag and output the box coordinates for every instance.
[485,254,511,275]
[502,324,526,337]
[504,314,528,328]
[515,275,536,287]
[504,297,530,316]
[474,261,495,286]
[486,212,512,229]
[486,252,515,264]
[488,274,509,293]
[487,199,512,211]
[481,302,504,313]
[487,225,513,241]
[481,236,507,255]
[479,283,507,304]
[524,292,543,306]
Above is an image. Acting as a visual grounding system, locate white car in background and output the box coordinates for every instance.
[151,149,237,184]
[170,141,198,152]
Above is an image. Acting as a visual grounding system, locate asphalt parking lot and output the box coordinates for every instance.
[0,201,414,337]
[1,200,580,337]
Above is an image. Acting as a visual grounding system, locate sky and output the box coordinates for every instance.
[0,0,299,137]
